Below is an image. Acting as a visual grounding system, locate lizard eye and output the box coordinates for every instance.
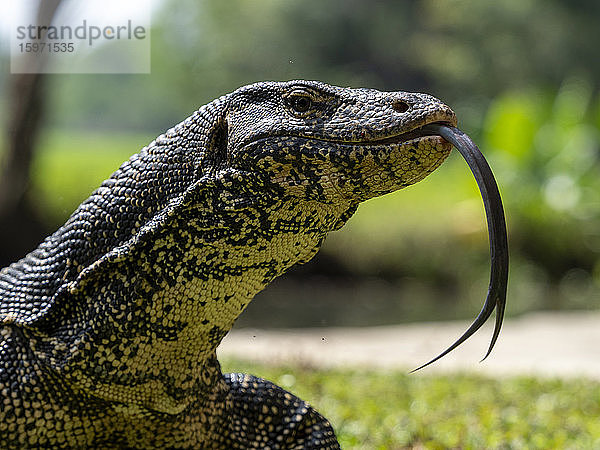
[286,92,314,114]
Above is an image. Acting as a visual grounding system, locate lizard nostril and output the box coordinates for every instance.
[392,100,410,113]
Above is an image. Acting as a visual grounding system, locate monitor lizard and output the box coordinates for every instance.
[0,80,459,448]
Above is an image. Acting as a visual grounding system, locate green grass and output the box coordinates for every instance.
[222,359,600,449]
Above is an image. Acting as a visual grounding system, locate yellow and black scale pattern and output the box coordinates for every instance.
[0,81,456,448]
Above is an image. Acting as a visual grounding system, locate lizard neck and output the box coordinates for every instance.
[0,101,223,326]
[28,178,355,414]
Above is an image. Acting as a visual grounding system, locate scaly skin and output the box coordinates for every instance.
[0,80,456,448]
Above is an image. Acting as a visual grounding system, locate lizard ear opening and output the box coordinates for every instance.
[206,118,229,170]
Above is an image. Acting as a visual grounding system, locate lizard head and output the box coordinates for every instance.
[222,80,457,204]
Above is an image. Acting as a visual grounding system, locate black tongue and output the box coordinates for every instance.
[411,124,509,372]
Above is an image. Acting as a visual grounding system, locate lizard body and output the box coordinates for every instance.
[0,80,456,448]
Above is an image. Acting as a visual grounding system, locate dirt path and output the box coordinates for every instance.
[218,311,600,379]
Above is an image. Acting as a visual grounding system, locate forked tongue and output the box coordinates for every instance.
[411,124,509,372]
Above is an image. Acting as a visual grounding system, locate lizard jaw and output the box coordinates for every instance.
[351,121,458,146]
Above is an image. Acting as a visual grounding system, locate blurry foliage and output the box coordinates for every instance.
[485,77,600,292]
[484,77,600,307]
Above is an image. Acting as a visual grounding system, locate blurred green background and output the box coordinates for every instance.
[1,0,599,328]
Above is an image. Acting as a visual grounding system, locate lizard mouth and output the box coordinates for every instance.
[242,121,456,150]
[357,121,456,146]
